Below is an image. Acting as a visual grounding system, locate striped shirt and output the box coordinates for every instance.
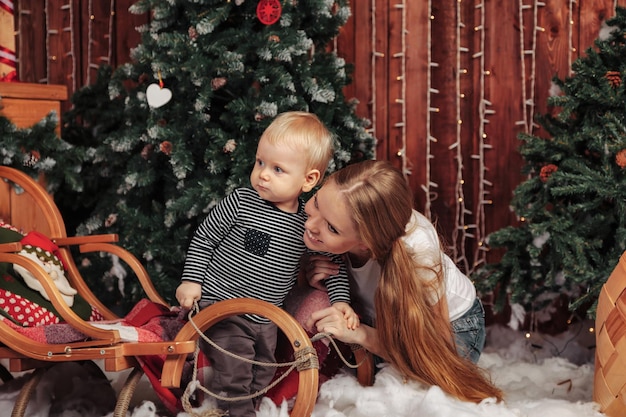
[181,188,350,323]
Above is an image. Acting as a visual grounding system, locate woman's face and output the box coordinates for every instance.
[303,180,367,255]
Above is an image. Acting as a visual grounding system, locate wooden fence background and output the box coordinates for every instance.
[8,0,626,274]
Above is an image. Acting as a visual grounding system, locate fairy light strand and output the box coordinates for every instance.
[423,0,437,219]
[516,1,543,135]
[470,0,492,272]
[44,0,50,83]
[395,1,409,178]
[451,0,469,271]
[108,0,115,66]
[529,1,544,132]
[86,1,115,85]
[517,0,530,132]
[568,0,574,75]
[61,2,76,93]
[369,0,378,143]
[87,0,93,84]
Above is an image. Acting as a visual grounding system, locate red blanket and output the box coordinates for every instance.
[0,298,186,344]
[0,299,199,414]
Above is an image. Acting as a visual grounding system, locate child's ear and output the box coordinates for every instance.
[302,169,321,192]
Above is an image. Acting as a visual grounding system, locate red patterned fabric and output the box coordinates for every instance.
[0,288,59,326]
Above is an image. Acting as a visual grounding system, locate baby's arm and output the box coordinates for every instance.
[332,301,360,330]
[176,281,202,309]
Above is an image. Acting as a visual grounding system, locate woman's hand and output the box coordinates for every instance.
[304,254,340,291]
[305,305,363,344]
[306,305,384,358]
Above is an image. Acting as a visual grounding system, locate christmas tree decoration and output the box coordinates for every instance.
[257,0,282,25]
[13,232,78,308]
[616,149,626,168]
[210,76,227,90]
[146,71,172,108]
[474,7,626,320]
[22,149,41,167]
[605,70,622,88]
[539,164,558,183]
[159,140,173,156]
[146,83,173,108]
[62,0,375,308]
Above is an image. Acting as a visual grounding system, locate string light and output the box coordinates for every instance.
[108,2,115,67]
[44,0,50,83]
[476,0,491,263]
[61,2,76,93]
[469,0,493,272]
[451,0,470,271]
[87,1,94,84]
[370,0,378,145]
[87,1,116,88]
[568,0,574,75]
[424,0,436,218]
[394,1,410,178]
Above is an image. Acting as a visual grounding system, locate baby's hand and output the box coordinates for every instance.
[176,281,202,309]
[333,301,360,330]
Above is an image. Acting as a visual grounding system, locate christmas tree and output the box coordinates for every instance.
[62,0,375,309]
[474,7,626,319]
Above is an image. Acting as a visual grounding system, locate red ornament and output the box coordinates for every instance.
[257,0,282,25]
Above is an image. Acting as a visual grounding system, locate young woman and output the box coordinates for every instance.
[300,159,503,403]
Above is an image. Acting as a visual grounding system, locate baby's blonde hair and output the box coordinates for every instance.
[260,111,334,182]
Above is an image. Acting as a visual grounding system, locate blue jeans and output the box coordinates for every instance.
[369,298,486,372]
[450,297,486,363]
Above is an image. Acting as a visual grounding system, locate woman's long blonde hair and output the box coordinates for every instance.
[330,160,503,403]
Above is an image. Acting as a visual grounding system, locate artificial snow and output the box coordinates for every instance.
[0,322,604,417]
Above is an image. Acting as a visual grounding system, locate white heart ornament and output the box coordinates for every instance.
[146,83,172,108]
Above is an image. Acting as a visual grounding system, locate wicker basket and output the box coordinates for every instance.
[594,250,626,416]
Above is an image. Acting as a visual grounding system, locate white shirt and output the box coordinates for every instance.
[347,210,476,324]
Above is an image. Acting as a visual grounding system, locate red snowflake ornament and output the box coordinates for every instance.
[257,0,282,25]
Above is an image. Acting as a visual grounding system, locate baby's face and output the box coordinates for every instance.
[250,137,310,213]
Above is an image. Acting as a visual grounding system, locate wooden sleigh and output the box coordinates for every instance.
[0,165,320,417]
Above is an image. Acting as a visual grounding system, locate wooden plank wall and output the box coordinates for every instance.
[335,0,626,273]
[15,0,144,89]
[10,0,626,274]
